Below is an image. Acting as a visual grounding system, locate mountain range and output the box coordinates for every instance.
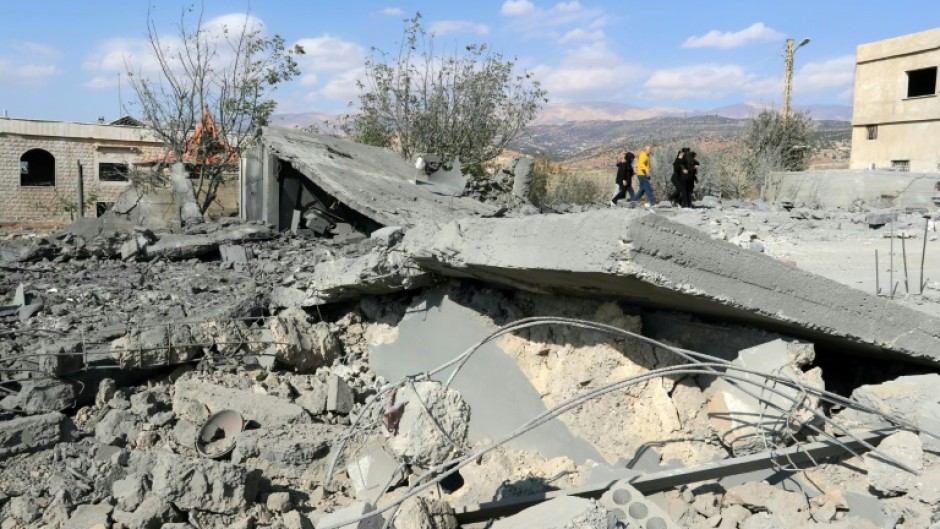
[270,101,853,130]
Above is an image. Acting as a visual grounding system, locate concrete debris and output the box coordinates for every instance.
[174,376,312,428]
[327,374,355,414]
[4,167,940,529]
[387,380,471,468]
[219,244,253,263]
[151,449,257,514]
[317,501,384,529]
[0,412,67,459]
[864,430,923,496]
[394,496,459,529]
[707,339,824,455]
[346,441,404,500]
[270,307,341,372]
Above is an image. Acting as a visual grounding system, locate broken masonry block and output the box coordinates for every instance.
[327,375,355,415]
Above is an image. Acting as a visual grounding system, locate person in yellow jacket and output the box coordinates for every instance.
[630,145,657,206]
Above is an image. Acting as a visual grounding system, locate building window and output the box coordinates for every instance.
[891,160,910,172]
[907,67,937,98]
[867,125,878,140]
[98,162,129,182]
[19,149,55,186]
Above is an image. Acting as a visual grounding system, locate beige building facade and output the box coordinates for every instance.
[851,27,940,172]
[0,117,241,224]
[0,118,166,223]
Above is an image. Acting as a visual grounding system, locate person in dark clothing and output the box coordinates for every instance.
[685,151,699,208]
[671,148,690,207]
[610,152,636,205]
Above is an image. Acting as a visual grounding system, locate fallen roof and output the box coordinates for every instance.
[259,127,497,227]
[403,209,940,366]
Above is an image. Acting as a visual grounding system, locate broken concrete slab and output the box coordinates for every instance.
[836,374,940,451]
[151,450,257,514]
[304,246,431,306]
[864,430,923,496]
[270,286,308,309]
[173,377,312,428]
[219,244,252,263]
[0,380,75,413]
[258,127,496,229]
[404,210,940,366]
[492,496,595,529]
[394,496,458,529]
[0,412,67,459]
[371,291,603,465]
[346,441,404,500]
[506,157,534,201]
[231,423,344,480]
[142,224,273,261]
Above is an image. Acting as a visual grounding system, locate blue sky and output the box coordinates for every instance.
[1,1,937,122]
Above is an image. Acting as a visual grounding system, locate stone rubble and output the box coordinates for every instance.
[1,192,939,529]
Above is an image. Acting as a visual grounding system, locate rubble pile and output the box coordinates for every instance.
[2,134,940,528]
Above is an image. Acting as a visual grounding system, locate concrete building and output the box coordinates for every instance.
[0,117,166,223]
[851,27,940,172]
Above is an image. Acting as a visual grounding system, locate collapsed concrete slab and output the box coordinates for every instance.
[404,210,940,366]
[173,377,311,428]
[249,127,496,231]
[0,412,67,459]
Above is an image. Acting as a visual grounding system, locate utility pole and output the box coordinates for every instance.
[783,38,811,120]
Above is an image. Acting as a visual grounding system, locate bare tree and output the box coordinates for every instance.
[127,7,303,214]
[349,13,547,169]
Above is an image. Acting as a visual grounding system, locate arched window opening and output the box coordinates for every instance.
[20,149,55,187]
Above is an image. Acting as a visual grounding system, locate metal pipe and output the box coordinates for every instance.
[902,235,910,294]
[922,217,930,295]
[876,249,880,295]
[890,213,895,298]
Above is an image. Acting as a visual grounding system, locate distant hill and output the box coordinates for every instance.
[510,115,852,161]
[535,101,852,123]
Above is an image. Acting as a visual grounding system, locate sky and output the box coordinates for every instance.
[1,1,937,123]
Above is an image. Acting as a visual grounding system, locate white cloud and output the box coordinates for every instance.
[295,36,364,73]
[83,12,271,89]
[794,55,855,94]
[645,64,755,100]
[501,0,536,16]
[429,20,490,36]
[558,28,605,44]
[0,41,62,85]
[682,22,784,49]
[534,41,645,99]
[380,7,404,16]
[319,67,365,102]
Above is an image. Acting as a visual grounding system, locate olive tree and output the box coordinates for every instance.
[127,7,303,214]
[349,13,547,168]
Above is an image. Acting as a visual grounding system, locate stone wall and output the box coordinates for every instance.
[1,124,240,223]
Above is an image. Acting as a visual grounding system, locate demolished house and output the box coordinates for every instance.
[2,127,940,529]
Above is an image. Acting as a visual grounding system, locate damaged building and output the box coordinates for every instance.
[1,126,940,529]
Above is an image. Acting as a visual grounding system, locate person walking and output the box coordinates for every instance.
[672,148,690,208]
[610,152,635,206]
[685,151,699,208]
[631,145,657,207]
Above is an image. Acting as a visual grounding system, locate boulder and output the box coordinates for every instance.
[0,380,75,413]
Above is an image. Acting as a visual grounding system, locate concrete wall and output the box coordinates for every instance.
[765,169,939,209]
[851,27,940,172]
[0,118,240,223]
